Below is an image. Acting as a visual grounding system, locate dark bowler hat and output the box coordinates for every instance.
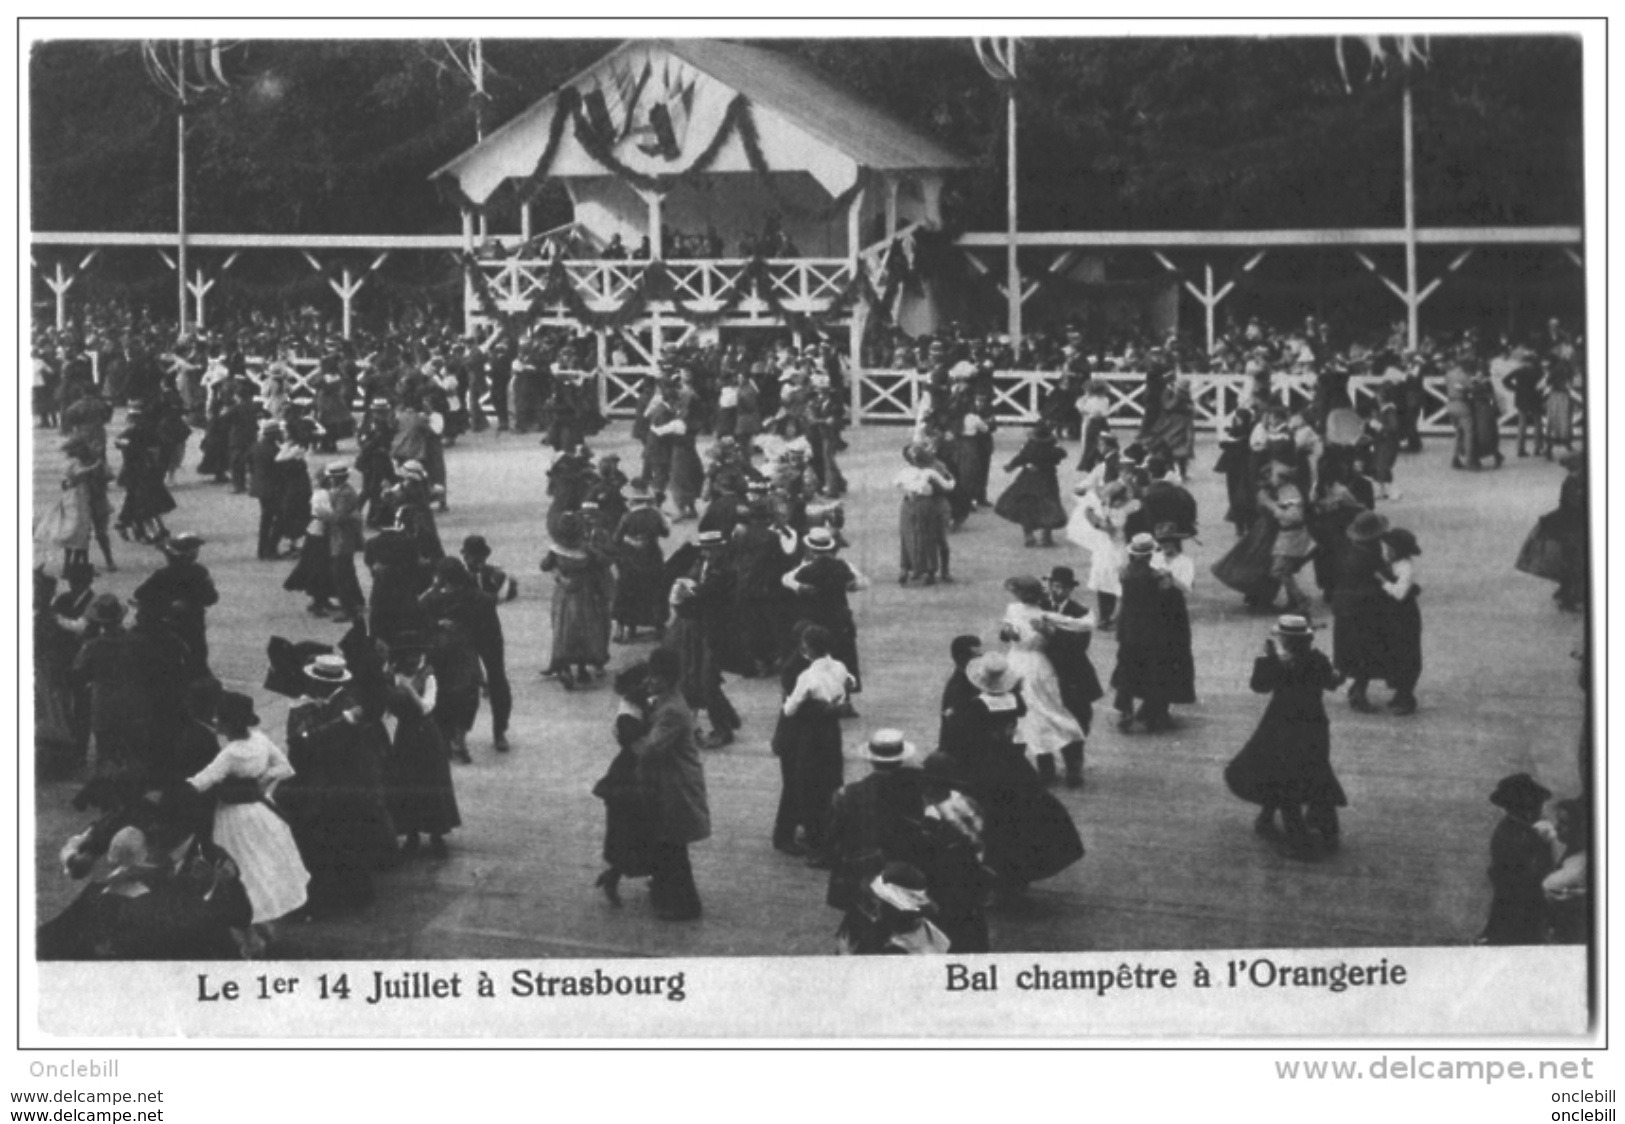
[461,534,491,559]
[1048,566,1079,589]
[1489,773,1551,814]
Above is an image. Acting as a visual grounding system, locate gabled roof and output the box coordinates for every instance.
[432,38,968,199]
[656,39,968,172]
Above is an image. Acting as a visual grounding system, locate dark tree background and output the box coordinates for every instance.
[30,35,1584,236]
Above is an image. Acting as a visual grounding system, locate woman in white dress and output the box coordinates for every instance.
[999,576,1094,786]
[187,691,309,950]
[1067,479,1135,631]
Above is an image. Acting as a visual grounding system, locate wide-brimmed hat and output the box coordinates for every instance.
[966,653,1021,696]
[1004,575,1045,604]
[1127,533,1157,556]
[85,592,126,626]
[397,460,427,481]
[1153,522,1195,543]
[870,862,933,914]
[216,691,260,730]
[864,728,917,765]
[1048,566,1079,589]
[1489,772,1552,814]
[1347,511,1391,542]
[805,527,837,553]
[303,654,352,684]
[1383,527,1422,559]
[948,360,977,381]
[161,532,205,557]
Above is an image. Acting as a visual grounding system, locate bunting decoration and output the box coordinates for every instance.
[443,89,867,221]
[1336,35,1430,92]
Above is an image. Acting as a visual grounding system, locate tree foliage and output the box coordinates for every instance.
[29,35,1584,236]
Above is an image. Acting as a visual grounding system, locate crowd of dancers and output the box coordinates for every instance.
[32,305,1590,958]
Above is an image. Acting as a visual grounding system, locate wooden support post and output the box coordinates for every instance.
[643,191,664,262]
[849,304,868,423]
[186,268,216,329]
[885,176,899,240]
[48,261,72,331]
[521,202,533,244]
[847,185,866,269]
[461,208,477,337]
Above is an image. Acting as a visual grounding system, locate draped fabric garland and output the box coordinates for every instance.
[442,87,869,221]
[462,251,887,340]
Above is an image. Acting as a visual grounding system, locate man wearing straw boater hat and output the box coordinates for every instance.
[314,461,367,624]
[282,652,398,915]
[1223,615,1347,860]
[821,729,927,910]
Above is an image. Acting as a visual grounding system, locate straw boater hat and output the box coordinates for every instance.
[697,529,726,548]
[1347,511,1391,543]
[1269,614,1321,641]
[949,360,978,381]
[805,527,838,553]
[863,728,917,765]
[1127,533,1157,557]
[323,460,352,479]
[966,653,1021,695]
[303,653,352,685]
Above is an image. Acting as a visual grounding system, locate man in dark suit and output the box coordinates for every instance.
[1127,455,1198,541]
[1043,567,1104,788]
[248,420,284,560]
[634,649,710,921]
[317,462,367,623]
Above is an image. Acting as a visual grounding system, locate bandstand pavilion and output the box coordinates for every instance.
[432,38,969,414]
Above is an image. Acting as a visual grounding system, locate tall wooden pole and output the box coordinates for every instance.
[1005,39,1021,351]
[177,87,189,335]
[1402,48,1418,351]
[473,39,489,242]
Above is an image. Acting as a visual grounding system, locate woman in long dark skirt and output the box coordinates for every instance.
[1215,405,1256,536]
[611,487,670,641]
[284,494,336,616]
[1479,772,1554,944]
[113,407,176,544]
[994,423,1068,548]
[382,644,460,859]
[1378,528,1424,715]
[592,663,655,904]
[938,648,1084,892]
[1223,615,1347,860]
[1331,511,1393,712]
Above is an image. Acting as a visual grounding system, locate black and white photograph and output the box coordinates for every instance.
[20,19,1603,1049]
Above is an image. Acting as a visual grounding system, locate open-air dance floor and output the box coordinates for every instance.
[31,418,1586,959]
